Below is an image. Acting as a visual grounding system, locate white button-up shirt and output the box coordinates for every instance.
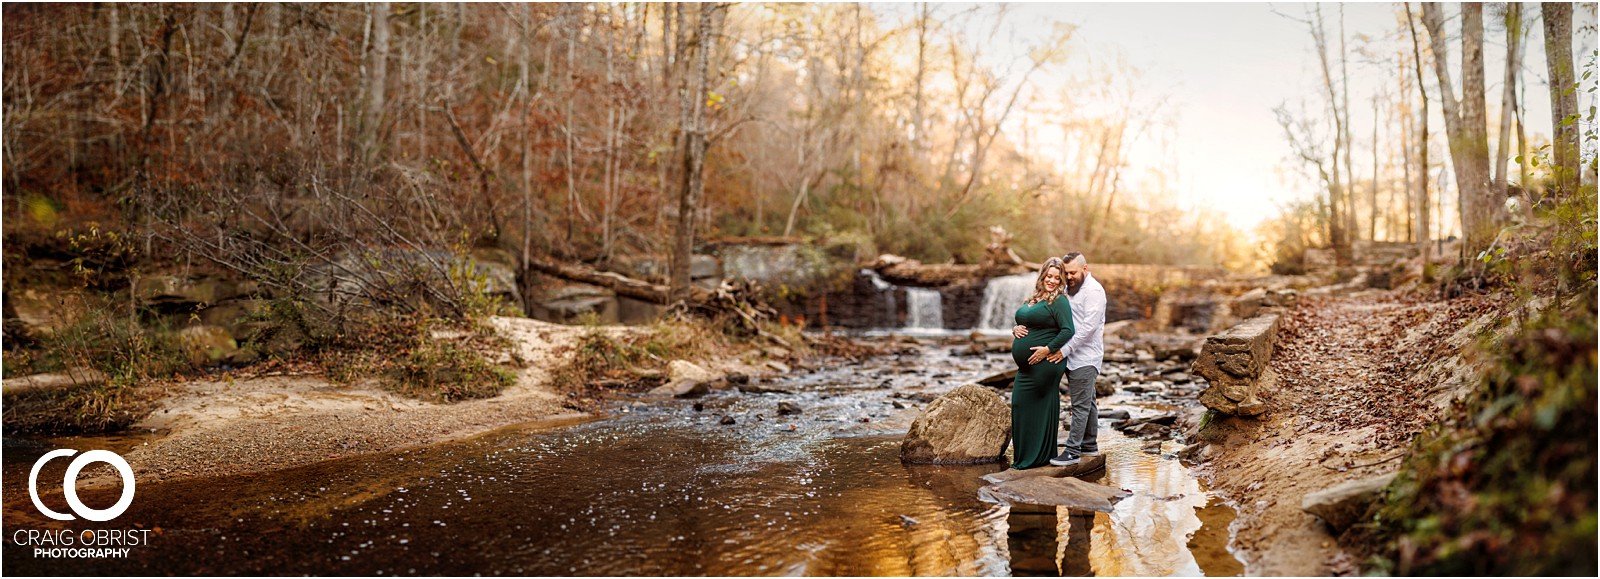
[1062,271,1106,372]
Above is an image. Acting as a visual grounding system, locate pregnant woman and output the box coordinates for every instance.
[1009,257,1076,470]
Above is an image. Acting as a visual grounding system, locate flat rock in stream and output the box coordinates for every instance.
[979,476,1131,512]
[1111,413,1178,430]
[1099,409,1132,421]
[980,455,1107,484]
[976,369,1017,388]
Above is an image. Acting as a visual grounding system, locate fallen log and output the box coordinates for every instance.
[3,368,108,395]
[527,257,777,334]
[527,257,706,304]
[873,257,1031,287]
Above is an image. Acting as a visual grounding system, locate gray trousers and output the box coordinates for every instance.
[1063,365,1100,452]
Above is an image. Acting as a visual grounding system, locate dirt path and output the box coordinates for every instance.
[1196,287,1503,575]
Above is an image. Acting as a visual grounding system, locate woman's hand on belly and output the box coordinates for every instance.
[1027,346,1052,365]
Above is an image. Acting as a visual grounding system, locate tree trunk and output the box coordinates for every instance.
[1339,5,1358,245]
[359,2,390,164]
[1542,2,1580,200]
[1422,2,1495,260]
[669,4,723,302]
[1311,5,1350,262]
[1370,96,1380,241]
[1406,3,1431,263]
[1494,3,1524,197]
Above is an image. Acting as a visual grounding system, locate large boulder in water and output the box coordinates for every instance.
[900,384,1011,464]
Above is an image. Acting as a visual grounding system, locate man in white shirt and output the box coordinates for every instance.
[1013,252,1106,465]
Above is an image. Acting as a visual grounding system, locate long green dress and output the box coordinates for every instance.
[1009,294,1076,469]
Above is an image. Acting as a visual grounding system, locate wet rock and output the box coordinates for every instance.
[777,401,803,416]
[726,372,750,385]
[1099,409,1131,421]
[891,400,907,409]
[981,455,1107,484]
[1112,413,1178,430]
[1123,384,1154,394]
[900,384,1011,464]
[1095,378,1116,397]
[692,402,705,412]
[977,369,1017,388]
[979,476,1131,512]
[1142,440,1163,453]
[739,383,793,395]
[898,514,919,528]
[1193,314,1280,416]
[1123,422,1171,439]
[1163,372,1193,384]
[719,415,737,425]
[646,360,724,399]
[1301,472,1397,532]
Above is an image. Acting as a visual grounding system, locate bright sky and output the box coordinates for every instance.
[877,2,1599,233]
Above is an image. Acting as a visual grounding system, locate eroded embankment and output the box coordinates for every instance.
[1191,287,1506,575]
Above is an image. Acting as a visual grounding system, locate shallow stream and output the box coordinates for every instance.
[4,341,1244,576]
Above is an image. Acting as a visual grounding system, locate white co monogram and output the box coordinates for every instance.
[28,449,136,522]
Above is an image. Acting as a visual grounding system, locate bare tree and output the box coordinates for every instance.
[1494,3,1526,198]
[1542,2,1580,200]
[358,2,390,164]
[1421,2,1497,259]
[1405,3,1433,264]
[669,3,726,302]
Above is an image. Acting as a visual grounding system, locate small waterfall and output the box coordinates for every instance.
[860,269,898,326]
[905,288,944,329]
[976,273,1038,330]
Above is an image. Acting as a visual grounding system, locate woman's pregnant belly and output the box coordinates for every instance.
[1010,328,1059,367]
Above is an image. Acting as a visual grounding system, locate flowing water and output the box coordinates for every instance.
[860,269,899,326]
[905,288,945,330]
[3,344,1243,576]
[978,273,1039,331]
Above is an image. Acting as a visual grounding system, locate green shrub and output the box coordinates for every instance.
[547,319,734,396]
[388,338,515,403]
[1367,293,1597,575]
[1,296,187,434]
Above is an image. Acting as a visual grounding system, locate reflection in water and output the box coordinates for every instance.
[3,358,1244,576]
[1058,508,1095,576]
[994,413,1243,577]
[1006,504,1060,576]
[4,412,1015,576]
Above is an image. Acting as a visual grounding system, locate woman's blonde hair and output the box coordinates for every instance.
[1027,257,1066,305]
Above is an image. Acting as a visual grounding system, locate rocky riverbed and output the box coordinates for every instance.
[5,330,1244,576]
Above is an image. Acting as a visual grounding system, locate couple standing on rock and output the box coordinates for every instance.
[1007,252,1106,470]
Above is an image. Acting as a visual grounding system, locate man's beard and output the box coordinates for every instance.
[1067,278,1083,296]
